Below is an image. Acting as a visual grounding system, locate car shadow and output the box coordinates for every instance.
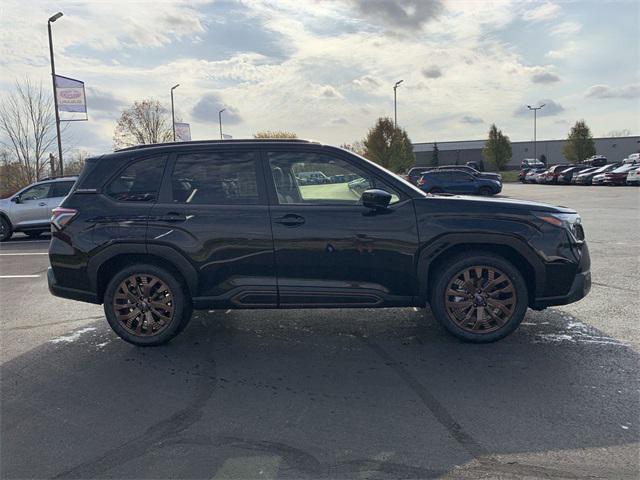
[1,307,638,479]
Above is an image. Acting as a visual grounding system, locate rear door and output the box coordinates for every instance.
[264,148,419,307]
[147,148,276,307]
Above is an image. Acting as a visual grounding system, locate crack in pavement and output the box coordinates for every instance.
[592,281,639,293]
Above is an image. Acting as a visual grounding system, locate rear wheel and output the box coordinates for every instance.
[0,217,12,242]
[104,264,192,346]
[430,252,528,342]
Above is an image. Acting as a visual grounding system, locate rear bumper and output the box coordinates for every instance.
[48,268,100,304]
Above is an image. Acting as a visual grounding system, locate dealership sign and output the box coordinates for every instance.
[55,75,87,114]
[175,123,191,141]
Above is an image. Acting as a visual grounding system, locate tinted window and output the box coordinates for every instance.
[50,181,75,198]
[106,156,166,202]
[268,151,400,205]
[20,183,51,201]
[171,151,259,205]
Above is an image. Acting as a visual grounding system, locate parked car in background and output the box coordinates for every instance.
[623,153,640,164]
[465,161,481,170]
[558,165,592,184]
[570,167,599,184]
[603,163,639,185]
[436,165,502,182]
[0,176,77,242]
[574,164,620,185]
[523,167,547,183]
[297,171,331,185]
[582,155,607,167]
[521,158,545,169]
[542,164,573,184]
[405,166,434,185]
[626,166,640,185]
[417,170,502,196]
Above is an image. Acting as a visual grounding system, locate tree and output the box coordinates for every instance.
[563,120,596,162]
[253,130,297,139]
[0,79,58,185]
[430,142,439,166]
[362,117,415,173]
[64,150,89,175]
[113,100,173,149]
[482,124,512,171]
[340,140,365,156]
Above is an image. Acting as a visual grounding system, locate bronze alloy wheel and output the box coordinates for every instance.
[444,265,517,334]
[112,274,175,337]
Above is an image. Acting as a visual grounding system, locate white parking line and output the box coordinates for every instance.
[0,253,48,256]
[0,275,41,278]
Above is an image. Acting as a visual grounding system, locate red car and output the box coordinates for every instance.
[543,164,573,184]
[603,164,638,185]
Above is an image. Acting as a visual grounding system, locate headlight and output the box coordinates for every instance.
[534,212,584,241]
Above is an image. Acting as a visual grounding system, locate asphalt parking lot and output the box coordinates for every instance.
[1,184,638,479]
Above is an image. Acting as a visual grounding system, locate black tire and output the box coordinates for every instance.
[478,186,493,196]
[0,216,12,242]
[103,264,192,346]
[429,252,528,343]
[25,231,44,238]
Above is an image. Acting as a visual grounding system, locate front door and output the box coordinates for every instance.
[148,148,276,307]
[11,183,52,228]
[264,149,420,307]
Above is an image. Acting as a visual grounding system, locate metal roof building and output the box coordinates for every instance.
[413,136,640,169]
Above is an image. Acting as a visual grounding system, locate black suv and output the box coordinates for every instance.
[48,139,591,345]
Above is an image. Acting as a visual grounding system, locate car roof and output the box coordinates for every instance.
[115,138,319,153]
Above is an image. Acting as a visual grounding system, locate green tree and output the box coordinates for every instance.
[482,124,512,171]
[253,130,297,139]
[430,142,439,166]
[563,120,596,162]
[362,117,415,173]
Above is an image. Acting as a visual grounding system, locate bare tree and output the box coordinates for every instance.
[113,100,173,149]
[253,130,298,139]
[64,149,89,175]
[0,79,58,185]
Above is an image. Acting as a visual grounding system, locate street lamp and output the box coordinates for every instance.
[219,108,225,139]
[527,104,545,162]
[393,80,404,128]
[48,12,64,175]
[170,84,180,141]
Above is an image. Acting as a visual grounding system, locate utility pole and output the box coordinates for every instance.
[170,84,180,141]
[48,12,64,175]
[393,80,403,128]
[219,108,225,139]
[527,104,545,161]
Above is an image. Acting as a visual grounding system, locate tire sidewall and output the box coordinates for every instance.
[0,216,13,242]
[104,264,190,346]
[430,253,529,343]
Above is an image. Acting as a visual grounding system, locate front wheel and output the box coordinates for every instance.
[104,264,192,346]
[478,186,493,196]
[429,252,528,343]
[0,216,12,242]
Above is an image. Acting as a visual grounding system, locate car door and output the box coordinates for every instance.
[11,183,52,228]
[46,180,76,218]
[147,148,276,307]
[264,148,420,307]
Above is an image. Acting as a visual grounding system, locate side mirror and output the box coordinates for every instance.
[362,189,391,210]
[11,196,20,204]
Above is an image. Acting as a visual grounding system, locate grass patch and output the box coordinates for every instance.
[498,170,520,183]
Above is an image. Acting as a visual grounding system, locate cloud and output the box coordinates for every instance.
[460,115,483,124]
[514,99,565,117]
[343,0,444,31]
[192,94,242,125]
[550,21,582,37]
[327,117,350,125]
[318,85,343,98]
[522,2,561,22]
[531,71,561,84]
[86,87,127,113]
[545,41,579,59]
[421,65,442,79]
[585,84,640,99]
[353,75,380,88]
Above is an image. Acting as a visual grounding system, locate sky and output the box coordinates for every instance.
[0,0,638,154]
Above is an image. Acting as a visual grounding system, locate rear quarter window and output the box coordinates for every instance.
[105,156,167,202]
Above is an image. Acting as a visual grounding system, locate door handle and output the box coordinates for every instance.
[274,214,305,227]
[38,202,47,206]
[160,212,187,222]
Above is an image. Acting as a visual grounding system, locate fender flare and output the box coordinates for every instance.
[416,232,546,299]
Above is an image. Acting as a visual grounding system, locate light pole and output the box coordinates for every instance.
[170,84,180,141]
[393,80,403,128]
[48,12,64,176]
[218,108,225,139]
[527,104,545,161]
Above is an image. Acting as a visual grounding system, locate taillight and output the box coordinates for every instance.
[51,207,78,231]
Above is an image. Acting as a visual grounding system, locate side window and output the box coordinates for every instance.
[170,151,259,205]
[267,151,400,205]
[50,181,75,198]
[106,156,166,202]
[20,184,51,201]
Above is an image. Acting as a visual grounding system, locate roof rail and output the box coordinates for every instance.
[38,174,78,181]
[115,138,318,152]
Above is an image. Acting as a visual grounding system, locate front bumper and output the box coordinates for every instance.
[48,267,100,304]
[532,270,591,309]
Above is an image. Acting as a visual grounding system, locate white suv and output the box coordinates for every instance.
[0,176,77,241]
